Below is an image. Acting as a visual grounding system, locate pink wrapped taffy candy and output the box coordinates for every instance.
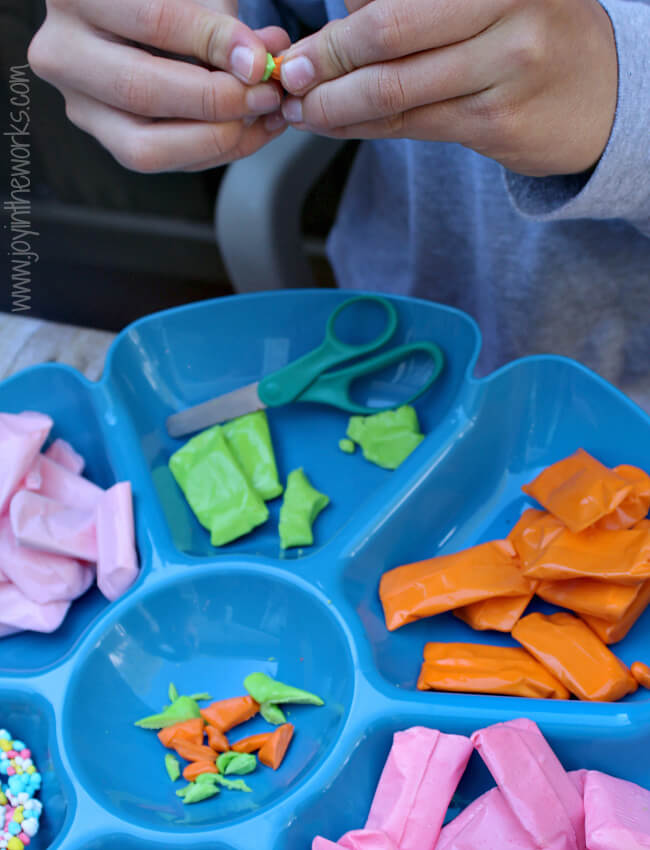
[26,454,103,511]
[10,490,98,562]
[0,411,52,513]
[471,718,585,850]
[313,832,397,850]
[584,770,650,849]
[45,438,85,475]
[96,481,139,601]
[0,581,71,633]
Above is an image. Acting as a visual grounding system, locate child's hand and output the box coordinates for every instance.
[28,0,290,172]
[279,0,618,177]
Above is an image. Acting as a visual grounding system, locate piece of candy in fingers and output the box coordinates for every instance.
[0,411,53,513]
[584,770,650,849]
[44,438,85,475]
[0,516,93,604]
[96,481,139,601]
[10,490,98,561]
[471,718,586,850]
[263,53,284,82]
[364,727,473,850]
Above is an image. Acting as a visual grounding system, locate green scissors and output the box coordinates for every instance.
[166,296,444,438]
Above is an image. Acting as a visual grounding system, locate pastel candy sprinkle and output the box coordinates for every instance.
[7,838,24,850]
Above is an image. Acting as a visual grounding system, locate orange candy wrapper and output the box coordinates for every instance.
[379,540,530,631]
[454,591,535,633]
[522,449,632,533]
[581,579,650,644]
[417,642,570,699]
[521,525,650,585]
[596,465,650,531]
[507,508,565,566]
[512,612,638,701]
[536,578,643,623]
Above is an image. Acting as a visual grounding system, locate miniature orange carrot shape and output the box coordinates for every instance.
[270,55,283,81]
[206,725,230,753]
[157,717,205,748]
[258,723,294,770]
[631,661,650,689]
[200,696,259,732]
[173,740,218,764]
[183,761,219,782]
[231,732,273,754]
[263,52,284,82]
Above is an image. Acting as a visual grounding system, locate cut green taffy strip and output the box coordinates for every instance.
[245,672,324,706]
[178,782,220,804]
[217,751,257,776]
[165,753,181,782]
[260,701,287,725]
[168,683,179,702]
[169,424,268,546]
[214,775,252,792]
[339,438,355,454]
[346,405,424,470]
[135,695,202,729]
[223,411,283,501]
[278,468,330,549]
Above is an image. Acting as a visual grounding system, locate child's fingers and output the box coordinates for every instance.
[69,0,270,82]
[37,33,280,121]
[180,116,288,171]
[62,89,280,172]
[254,26,292,55]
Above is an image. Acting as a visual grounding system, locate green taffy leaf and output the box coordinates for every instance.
[181,782,220,804]
[346,405,424,470]
[338,438,355,454]
[278,468,330,549]
[214,775,252,792]
[135,695,201,729]
[165,753,180,782]
[262,52,276,81]
[195,772,221,785]
[188,693,212,701]
[217,752,257,776]
[245,672,324,706]
[223,411,283,501]
[169,424,268,547]
[168,683,179,703]
[260,701,287,725]
[176,786,189,798]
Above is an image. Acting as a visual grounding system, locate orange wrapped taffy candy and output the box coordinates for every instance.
[379,540,530,631]
[417,642,570,699]
[581,579,650,644]
[536,578,643,622]
[521,525,650,584]
[631,661,650,689]
[507,508,565,567]
[512,612,637,701]
[522,449,632,533]
[596,465,650,531]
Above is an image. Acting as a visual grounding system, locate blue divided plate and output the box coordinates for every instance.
[1,290,649,849]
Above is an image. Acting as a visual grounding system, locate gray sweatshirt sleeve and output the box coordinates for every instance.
[504,0,650,237]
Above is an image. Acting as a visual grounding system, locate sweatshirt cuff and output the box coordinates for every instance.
[504,0,650,233]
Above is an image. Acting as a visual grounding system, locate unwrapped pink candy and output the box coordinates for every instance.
[45,438,85,475]
[96,482,139,602]
[584,770,650,849]
[0,412,52,513]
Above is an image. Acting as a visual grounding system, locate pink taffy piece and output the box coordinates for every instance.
[471,719,585,850]
[10,490,98,562]
[25,454,103,511]
[45,438,85,475]
[0,412,52,513]
[0,516,94,604]
[364,727,473,850]
[436,787,535,849]
[313,833,397,850]
[96,482,139,601]
[0,581,70,633]
[584,770,650,849]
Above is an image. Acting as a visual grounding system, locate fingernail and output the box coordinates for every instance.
[282,97,303,124]
[246,86,281,114]
[264,111,287,132]
[281,56,315,91]
[230,45,255,82]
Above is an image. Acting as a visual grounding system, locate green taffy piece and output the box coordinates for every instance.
[165,753,181,782]
[278,468,330,549]
[223,411,283,501]
[168,683,179,702]
[245,672,324,706]
[214,775,252,792]
[262,52,276,81]
[179,782,220,804]
[169,424,269,546]
[216,752,257,776]
[135,695,201,729]
[346,405,424,470]
[339,438,355,454]
[260,701,287,725]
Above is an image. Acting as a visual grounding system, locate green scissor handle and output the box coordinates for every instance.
[258,296,398,407]
[294,341,445,414]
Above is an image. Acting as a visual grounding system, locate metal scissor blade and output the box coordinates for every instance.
[166,382,265,438]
